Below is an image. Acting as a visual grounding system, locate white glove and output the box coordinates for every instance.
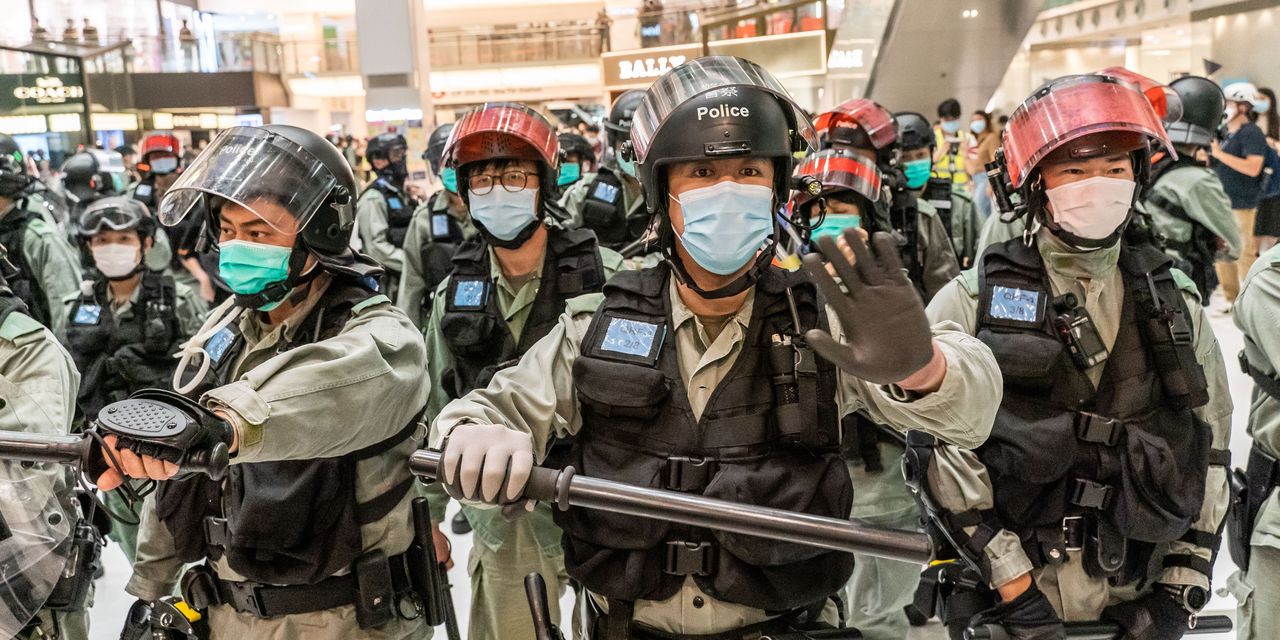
[439,423,535,504]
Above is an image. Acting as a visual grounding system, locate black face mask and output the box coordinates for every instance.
[380,161,409,185]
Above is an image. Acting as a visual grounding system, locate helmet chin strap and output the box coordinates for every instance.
[661,232,774,300]
[1043,211,1132,251]
[474,216,543,250]
[232,247,319,311]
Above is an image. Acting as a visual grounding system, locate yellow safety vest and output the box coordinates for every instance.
[933,127,970,186]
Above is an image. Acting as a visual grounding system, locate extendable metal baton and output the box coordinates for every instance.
[964,615,1233,640]
[0,430,229,480]
[410,449,933,565]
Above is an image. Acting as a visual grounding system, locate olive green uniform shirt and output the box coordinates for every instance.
[127,276,431,640]
[920,188,982,270]
[5,199,82,340]
[1236,244,1280,556]
[1146,165,1241,262]
[923,228,1233,620]
[908,201,962,302]
[356,187,408,274]
[430,274,1001,635]
[556,166,647,232]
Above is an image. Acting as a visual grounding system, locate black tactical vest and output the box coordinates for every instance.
[66,270,179,419]
[558,264,852,610]
[154,277,419,586]
[418,191,467,315]
[364,178,416,249]
[439,227,605,398]
[0,204,50,328]
[580,168,646,250]
[131,177,158,210]
[975,237,1212,577]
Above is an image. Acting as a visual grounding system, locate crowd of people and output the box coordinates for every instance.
[0,55,1278,640]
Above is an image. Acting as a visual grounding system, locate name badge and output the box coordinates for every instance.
[72,304,101,326]
[205,326,237,366]
[988,285,1042,325]
[592,182,620,204]
[451,278,488,310]
[431,214,451,239]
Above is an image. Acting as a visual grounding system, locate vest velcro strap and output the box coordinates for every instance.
[204,517,230,550]
[1209,448,1232,467]
[1240,348,1280,401]
[356,474,416,526]
[1178,529,1220,550]
[665,456,716,493]
[664,540,716,576]
[1069,479,1114,510]
[1074,411,1125,446]
[1161,553,1212,577]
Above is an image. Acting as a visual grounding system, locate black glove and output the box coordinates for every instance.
[1101,587,1191,640]
[94,389,232,466]
[800,229,934,384]
[968,582,1065,640]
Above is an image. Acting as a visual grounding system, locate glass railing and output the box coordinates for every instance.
[427,25,606,68]
[107,33,283,74]
[634,0,826,49]
[280,39,358,74]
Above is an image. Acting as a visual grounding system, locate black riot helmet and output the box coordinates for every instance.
[366,132,409,183]
[629,56,816,215]
[1166,76,1225,148]
[0,134,32,198]
[424,123,455,175]
[894,112,935,152]
[158,124,378,289]
[603,89,646,149]
[558,132,596,165]
[61,150,128,205]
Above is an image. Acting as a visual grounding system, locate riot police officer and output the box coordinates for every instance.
[1145,76,1239,303]
[919,73,1233,639]
[559,90,650,251]
[63,196,206,562]
[0,242,96,640]
[129,132,217,302]
[357,132,420,299]
[0,133,71,230]
[1229,241,1280,639]
[428,56,999,639]
[557,131,596,190]
[0,138,81,336]
[421,101,623,640]
[96,124,433,639]
[814,98,960,302]
[398,122,475,329]
[896,111,984,270]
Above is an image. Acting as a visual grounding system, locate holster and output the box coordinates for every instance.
[1228,446,1280,570]
[43,516,103,611]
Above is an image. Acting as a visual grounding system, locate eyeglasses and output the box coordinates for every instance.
[467,170,533,195]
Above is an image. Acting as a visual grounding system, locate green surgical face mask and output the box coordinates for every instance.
[903,158,932,189]
[810,213,862,241]
[218,240,292,310]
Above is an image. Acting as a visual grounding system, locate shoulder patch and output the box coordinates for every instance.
[0,311,46,343]
[566,292,606,317]
[959,268,980,297]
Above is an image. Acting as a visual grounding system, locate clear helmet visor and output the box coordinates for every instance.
[1002,74,1175,188]
[0,459,73,637]
[630,56,817,164]
[794,150,883,208]
[157,127,338,233]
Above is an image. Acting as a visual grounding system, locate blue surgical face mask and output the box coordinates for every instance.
[810,213,861,241]
[469,187,539,241]
[1252,98,1272,114]
[440,167,458,194]
[218,240,292,310]
[941,119,961,135]
[903,158,933,189]
[558,163,581,187]
[970,120,987,135]
[672,181,774,275]
[616,152,637,178]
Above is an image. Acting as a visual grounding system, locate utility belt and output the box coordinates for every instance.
[1228,444,1280,570]
[586,596,857,640]
[840,413,904,473]
[181,549,421,628]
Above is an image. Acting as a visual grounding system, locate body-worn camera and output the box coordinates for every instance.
[1052,293,1109,370]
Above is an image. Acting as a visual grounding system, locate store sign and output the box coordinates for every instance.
[828,48,865,70]
[602,45,701,89]
[12,76,84,104]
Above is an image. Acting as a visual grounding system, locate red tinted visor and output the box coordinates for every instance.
[1002,75,1175,188]
[815,99,897,151]
[793,151,882,207]
[1098,67,1183,124]
[444,102,558,168]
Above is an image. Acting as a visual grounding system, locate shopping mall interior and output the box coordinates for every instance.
[4,0,1280,638]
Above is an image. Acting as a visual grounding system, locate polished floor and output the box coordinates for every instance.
[86,296,1251,640]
